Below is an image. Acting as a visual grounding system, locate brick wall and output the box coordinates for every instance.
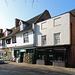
[68,13,75,67]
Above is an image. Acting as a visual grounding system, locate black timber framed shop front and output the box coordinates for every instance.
[36,45,70,67]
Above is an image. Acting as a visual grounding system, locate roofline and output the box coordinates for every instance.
[36,9,75,24]
[15,29,33,35]
[51,9,75,18]
[34,10,49,24]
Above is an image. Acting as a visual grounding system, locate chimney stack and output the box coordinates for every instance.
[0,29,3,33]
[15,18,20,29]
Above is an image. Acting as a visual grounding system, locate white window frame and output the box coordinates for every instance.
[23,33,29,43]
[54,17,61,26]
[12,36,16,43]
[41,35,46,46]
[41,22,47,30]
[54,33,60,45]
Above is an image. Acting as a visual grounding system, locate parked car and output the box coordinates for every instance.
[0,57,4,64]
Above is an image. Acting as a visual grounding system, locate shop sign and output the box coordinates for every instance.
[20,49,25,52]
[49,55,53,57]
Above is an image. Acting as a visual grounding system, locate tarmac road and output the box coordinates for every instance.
[0,61,75,75]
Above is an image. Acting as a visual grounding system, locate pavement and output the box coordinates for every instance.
[5,61,75,74]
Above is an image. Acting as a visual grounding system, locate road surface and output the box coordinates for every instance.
[0,61,75,75]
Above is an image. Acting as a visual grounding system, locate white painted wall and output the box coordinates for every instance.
[35,13,70,46]
[12,48,14,58]
[7,31,34,48]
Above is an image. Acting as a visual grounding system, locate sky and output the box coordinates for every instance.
[0,0,75,31]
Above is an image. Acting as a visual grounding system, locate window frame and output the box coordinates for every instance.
[2,39,5,46]
[12,36,16,43]
[23,32,29,43]
[6,38,11,44]
[41,35,46,46]
[54,17,61,27]
[41,22,47,30]
[54,33,60,45]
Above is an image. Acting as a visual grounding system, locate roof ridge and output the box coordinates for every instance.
[25,10,48,24]
[26,14,42,23]
[67,8,75,13]
[34,10,48,24]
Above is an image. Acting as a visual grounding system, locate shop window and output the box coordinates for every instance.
[6,38,11,44]
[54,33,60,45]
[27,49,33,53]
[37,51,45,60]
[54,50,65,62]
[12,36,16,43]
[23,33,29,43]
[14,50,19,58]
[42,35,46,45]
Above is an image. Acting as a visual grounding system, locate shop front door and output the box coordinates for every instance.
[20,52,24,62]
[45,50,54,65]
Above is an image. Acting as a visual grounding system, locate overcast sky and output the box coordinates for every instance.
[0,0,75,31]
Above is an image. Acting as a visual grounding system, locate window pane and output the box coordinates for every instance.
[6,38,11,44]
[2,40,5,46]
[41,22,47,30]
[23,33,28,43]
[12,36,16,43]
[54,17,61,26]
[54,33,60,45]
[42,35,46,45]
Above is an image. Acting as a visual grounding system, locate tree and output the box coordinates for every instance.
[4,0,38,6]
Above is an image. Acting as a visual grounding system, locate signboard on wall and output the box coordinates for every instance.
[20,49,25,52]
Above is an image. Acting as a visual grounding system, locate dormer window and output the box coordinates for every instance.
[6,38,11,44]
[5,29,12,36]
[19,20,26,31]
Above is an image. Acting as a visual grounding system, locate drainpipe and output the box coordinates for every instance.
[71,23,72,45]
[32,23,36,47]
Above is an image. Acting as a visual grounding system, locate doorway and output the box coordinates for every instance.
[20,52,25,62]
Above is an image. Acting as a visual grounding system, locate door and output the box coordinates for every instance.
[48,50,54,65]
[9,52,11,60]
[20,52,24,62]
[36,51,45,65]
[45,50,54,65]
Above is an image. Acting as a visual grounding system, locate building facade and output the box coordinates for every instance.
[0,9,75,67]
[0,29,8,60]
[35,9,75,67]
[0,10,51,64]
